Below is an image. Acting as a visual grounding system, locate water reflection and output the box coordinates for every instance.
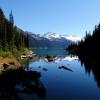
[45,55,57,62]
[45,55,78,62]
[29,55,77,73]
[23,55,100,100]
[0,69,46,100]
[78,55,100,88]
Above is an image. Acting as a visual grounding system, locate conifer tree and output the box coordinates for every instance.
[0,8,29,51]
[9,10,15,50]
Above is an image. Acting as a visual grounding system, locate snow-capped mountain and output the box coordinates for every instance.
[29,32,81,49]
[43,32,60,39]
[43,32,81,42]
[61,35,81,42]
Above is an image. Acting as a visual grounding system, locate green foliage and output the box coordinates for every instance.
[11,48,21,58]
[19,59,30,66]
[0,8,29,52]
[11,48,29,59]
[0,51,12,57]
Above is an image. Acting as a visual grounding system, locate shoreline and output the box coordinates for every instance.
[0,49,37,73]
[0,56,21,73]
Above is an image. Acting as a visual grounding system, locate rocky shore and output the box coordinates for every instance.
[0,50,37,73]
[0,57,21,73]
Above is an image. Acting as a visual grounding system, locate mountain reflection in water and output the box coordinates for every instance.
[28,55,100,100]
[0,54,100,100]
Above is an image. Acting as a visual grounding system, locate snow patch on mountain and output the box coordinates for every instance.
[62,35,81,42]
[43,32,60,39]
[43,32,81,42]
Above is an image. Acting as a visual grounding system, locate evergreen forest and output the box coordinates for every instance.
[0,8,29,52]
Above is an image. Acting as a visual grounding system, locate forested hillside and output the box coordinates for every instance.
[67,23,100,60]
[0,8,29,51]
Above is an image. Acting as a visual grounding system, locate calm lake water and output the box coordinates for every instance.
[27,49,100,100]
[0,49,100,100]
[32,48,68,56]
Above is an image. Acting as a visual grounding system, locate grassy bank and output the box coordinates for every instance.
[0,48,32,73]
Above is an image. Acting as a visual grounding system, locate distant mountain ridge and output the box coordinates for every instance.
[29,32,81,49]
[43,32,81,42]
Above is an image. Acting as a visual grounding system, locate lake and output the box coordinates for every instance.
[32,48,68,56]
[0,49,100,100]
[27,49,100,100]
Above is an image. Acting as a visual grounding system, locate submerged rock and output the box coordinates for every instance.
[59,67,62,69]
[43,68,48,71]
[45,55,56,62]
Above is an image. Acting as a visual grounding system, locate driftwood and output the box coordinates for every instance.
[59,66,73,72]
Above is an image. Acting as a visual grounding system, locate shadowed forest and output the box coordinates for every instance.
[67,23,100,88]
[67,23,100,61]
[0,8,29,51]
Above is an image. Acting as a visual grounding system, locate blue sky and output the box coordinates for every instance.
[0,0,100,37]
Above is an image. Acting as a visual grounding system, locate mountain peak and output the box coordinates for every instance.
[43,32,81,42]
[43,32,60,39]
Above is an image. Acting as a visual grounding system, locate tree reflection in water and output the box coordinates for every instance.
[0,69,46,100]
[78,55,100,88]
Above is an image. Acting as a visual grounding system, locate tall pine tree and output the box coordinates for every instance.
[9,10,15,50]
[0,8,29,52]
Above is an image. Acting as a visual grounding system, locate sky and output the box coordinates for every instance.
[0,0,100,37]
